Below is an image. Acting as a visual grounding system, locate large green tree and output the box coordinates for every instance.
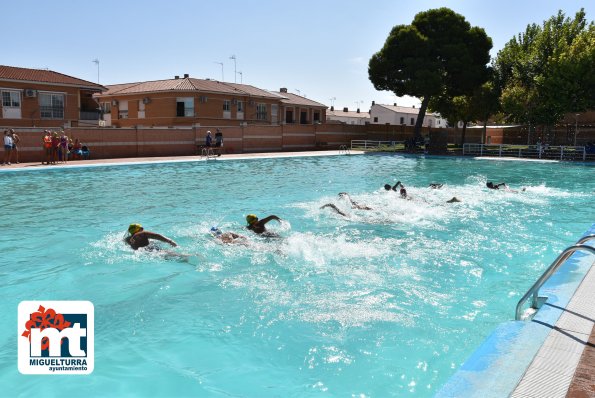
[368,8,492,138]
[494,9,594,132]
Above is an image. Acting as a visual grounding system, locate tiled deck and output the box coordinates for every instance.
[512,261,595,398]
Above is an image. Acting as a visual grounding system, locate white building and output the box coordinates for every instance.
[326,107,370,125]
[369,103,445,128]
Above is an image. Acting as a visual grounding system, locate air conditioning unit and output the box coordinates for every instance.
[112,100,119,106]
[25,89,37,98]
[142,97,151,104]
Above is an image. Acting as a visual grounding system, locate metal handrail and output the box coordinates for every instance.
[515,234,595,320]
[201,147,215,160]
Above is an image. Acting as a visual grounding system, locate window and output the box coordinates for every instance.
[39,93,64,119]
[373,117,378,123]
[400,116,404,124]
[313,111,320,123]
[223,100,231,111]
[176,97,194,117]
[256,103,267,120]
[410,118,414,125]
[118,100,128,119]
[2,91,20,107]
[237,101,243,112]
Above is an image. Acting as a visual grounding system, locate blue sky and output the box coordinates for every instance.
[3,1,592,109]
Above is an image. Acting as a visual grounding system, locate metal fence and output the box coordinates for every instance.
[351,140,405,151]
[463,144,594,161]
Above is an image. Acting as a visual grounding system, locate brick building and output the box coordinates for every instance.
[95,75,327,128]
[0,65,105,128]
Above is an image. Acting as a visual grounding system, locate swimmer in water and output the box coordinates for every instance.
[384,181,401,191]
[246,214,281,235]
[320,203,348,217]
[446,197,461,203]
[338,192,372,210]
[429,183,443,189]
[210,226,247,244]
[124,223,177,250]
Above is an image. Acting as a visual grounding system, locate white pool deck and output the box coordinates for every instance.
[2,150,594,397]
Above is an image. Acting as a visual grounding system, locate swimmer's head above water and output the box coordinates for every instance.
[128,223,143,235]
[246,214,258,226]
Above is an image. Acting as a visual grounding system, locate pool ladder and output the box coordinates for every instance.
[339,145,350,155]
[201,147,216,160]
[515,234,595,320]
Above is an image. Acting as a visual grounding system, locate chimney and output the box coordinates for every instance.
[184,73,189,78]
[412,105,416,108]
[343,107,348,112]
[357,108,360,113]
[330,106,334,111]
[280,87,288,93]
[372,101,375,106]
[174,75,180,79]
[393,103,397,106]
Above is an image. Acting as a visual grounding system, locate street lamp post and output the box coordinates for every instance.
[574,114,580,146]
[229,55,236,83]
[92,59,99,84]
[214,61,224,81]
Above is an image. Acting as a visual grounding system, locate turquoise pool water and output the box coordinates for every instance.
[0,154,593,397]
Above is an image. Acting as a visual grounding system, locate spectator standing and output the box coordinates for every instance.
[42,130,52,165]
[2,130,13,165]
[9,129,20,163]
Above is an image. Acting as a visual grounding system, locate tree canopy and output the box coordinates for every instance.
[368,8,492,137]
[494,9,594,128]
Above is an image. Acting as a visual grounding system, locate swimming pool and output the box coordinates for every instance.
[1,154,593,397]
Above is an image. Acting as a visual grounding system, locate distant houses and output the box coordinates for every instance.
[369,103,445,128]
[326,107,370,125]
[0,65,105,128]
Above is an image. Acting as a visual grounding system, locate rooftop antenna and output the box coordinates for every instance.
[92,58,100,84]
[295,89,301,96]
[329,97,336,107]
[213,61,224,81]
[229,55,237,83]
[236,71,243,84]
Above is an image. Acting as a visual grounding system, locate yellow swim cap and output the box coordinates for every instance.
[128,223,142,234]
[246,214,258,225]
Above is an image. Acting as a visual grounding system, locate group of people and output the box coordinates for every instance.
[205,129,224,156]
[42,130,88,165]
[124,214,282,251]
[2,129,20,165]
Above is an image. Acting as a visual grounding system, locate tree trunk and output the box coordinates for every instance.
[482,118,487,144]
[461,121,468,145]
[414,97,430,140]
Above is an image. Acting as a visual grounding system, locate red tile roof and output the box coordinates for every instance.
[273,91,327,108]
[0,65,105,90]
[101,77,282,99]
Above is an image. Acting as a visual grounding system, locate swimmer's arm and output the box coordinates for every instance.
[259,215,281,225]
[145,232,178,247]
[321,204,347,216]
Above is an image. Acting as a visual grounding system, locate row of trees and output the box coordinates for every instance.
[368,7,594,143]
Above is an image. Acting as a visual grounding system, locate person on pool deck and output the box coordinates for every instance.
[124,223,178,250]
[246,214,281,235]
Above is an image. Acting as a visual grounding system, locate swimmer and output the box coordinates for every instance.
[124,223,177,250]
[338,192,372,210]
[246,214,281,235]
[210,226,247,244]
[446,197,461,203]
[486,181,506,190]
[429,183,443,189]
[320,203,348,217]
[384,181,401,191]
